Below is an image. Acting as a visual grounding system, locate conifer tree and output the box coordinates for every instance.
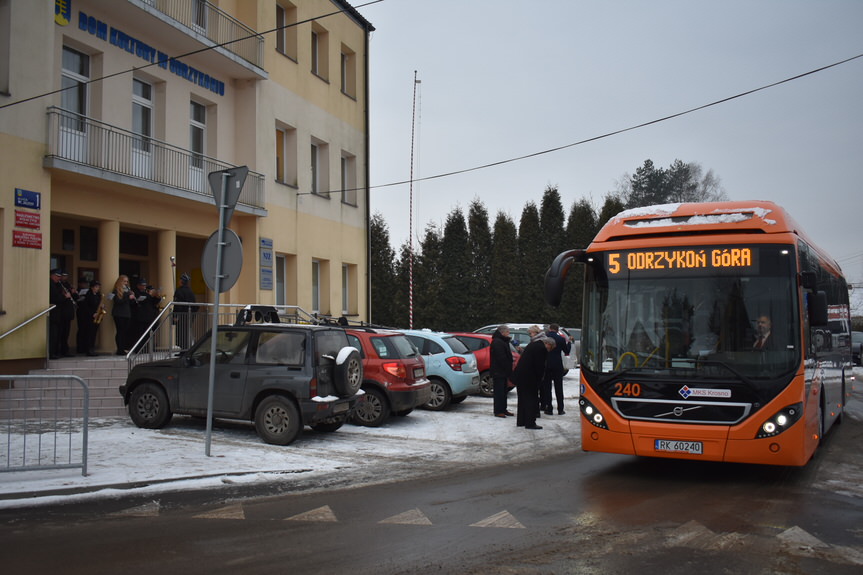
[517,202,544,321]
[489,212,520,323]
[467,199,493,329]
[413,223,444,329]
[369,213,397,326]
[559,199,598,327]
[440,207,472,331]
[539,185,567,320]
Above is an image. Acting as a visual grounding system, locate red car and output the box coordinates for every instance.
[345,328,431,426]
[449,333,519,397]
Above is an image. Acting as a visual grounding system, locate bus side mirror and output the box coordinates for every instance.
[808,291,829,327]
[545,249,587,307]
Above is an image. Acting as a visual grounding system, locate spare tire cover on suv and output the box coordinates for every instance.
[334,346,363,397]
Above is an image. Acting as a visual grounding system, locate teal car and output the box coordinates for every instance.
[399,329,480,410]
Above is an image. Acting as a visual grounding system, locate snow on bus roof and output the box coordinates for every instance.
[613,203,777,228]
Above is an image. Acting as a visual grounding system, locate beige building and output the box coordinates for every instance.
[0,0,373,371]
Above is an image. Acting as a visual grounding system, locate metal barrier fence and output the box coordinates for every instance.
[0,375,89,476]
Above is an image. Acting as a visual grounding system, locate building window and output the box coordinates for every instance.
[311,23,328,80]
[340,45,356,98]
[311,259,320,314]
[190,100,206,169]
[61,46,89,131]
[310,138,329,197]
[341,264,349,315]
[0,0,10,95]
[276,254,286,306]
[193,0,208,33]
[276,123,297,186]
[341,152,357,206]
[132,79,153,152]
[276,2,297,60]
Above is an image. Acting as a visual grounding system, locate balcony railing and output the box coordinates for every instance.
[131,0,265,70]
[45,107,266,213]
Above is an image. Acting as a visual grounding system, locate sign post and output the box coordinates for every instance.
[203,166,248,456]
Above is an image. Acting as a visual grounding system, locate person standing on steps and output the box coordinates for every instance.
[173,272,198,350]
[109,275,135,356]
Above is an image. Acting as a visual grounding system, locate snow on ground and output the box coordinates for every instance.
[0,374,582,509]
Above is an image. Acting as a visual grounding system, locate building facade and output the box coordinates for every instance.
[0,0,373,370]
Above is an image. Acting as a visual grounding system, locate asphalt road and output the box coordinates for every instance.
[2,387,862,574]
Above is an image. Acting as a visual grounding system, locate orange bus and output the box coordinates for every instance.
[545,201,852,466]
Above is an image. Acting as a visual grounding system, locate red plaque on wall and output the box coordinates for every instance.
[13,230,42,249]
[15,210,40,229]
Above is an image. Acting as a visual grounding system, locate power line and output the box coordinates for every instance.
[368,52,863,192]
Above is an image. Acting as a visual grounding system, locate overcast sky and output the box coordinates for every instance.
[361,0,863,300]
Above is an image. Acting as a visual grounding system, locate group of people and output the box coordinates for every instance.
[48,268,105,359]
[49,267,196,358]
[107,275,165,356]
[489,323,572,430]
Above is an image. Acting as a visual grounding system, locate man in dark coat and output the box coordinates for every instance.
[513,336,555,429]
[541,323,572,415]
[490,325,514,418]
[48,268,74,359]
[173,272,198,350]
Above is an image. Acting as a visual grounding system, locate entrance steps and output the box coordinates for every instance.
[27,355,129,418]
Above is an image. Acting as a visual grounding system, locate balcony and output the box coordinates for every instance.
[128,0,265,75]
[44,107,267,215]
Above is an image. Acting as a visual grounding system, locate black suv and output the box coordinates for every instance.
[119,324,363,446]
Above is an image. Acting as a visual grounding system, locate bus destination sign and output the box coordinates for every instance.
[606,246,757,276]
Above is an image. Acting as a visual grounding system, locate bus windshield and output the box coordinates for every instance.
[581,244,800,379]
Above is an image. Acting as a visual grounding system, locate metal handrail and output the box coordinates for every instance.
[127,302,320,370]
[0,306,53,342]
[130,0,265,68]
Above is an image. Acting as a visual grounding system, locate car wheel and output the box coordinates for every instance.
[255,395,301,446]
[478,371,493,397]
[128,383,173,429]
[423,378,451,411]
[311,417,345,432]
[351,387,390,427]
[334,347,363,397]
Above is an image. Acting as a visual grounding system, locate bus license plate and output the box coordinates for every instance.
[655,439,703,455]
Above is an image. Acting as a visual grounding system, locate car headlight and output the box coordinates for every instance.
[756,403,803,439]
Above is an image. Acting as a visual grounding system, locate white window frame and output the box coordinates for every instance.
[311,259,321,314]
[341,152,357,205]
[276,254,287,306]
[190,100,206,169]
[310,138,329,197]
[341,264,349,315]
[132,78,153,151]
[276,123,297,186]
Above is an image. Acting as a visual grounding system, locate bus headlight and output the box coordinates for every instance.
[756,403,803,439]
[579,397,608,430]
